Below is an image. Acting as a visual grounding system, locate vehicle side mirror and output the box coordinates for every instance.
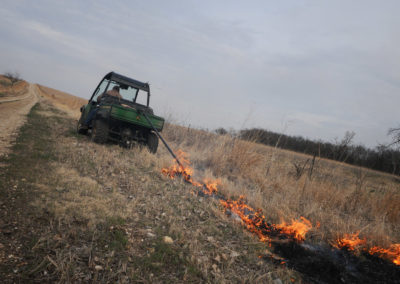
[80,105,85,113]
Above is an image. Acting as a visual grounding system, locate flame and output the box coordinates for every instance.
[162,150,194,182]
[335,232,400,265]
[161,150,219,195]
[369,244,400,266]
[334,231,366,251]
[203,179,219,195]
[219,196,272,243]
[274,217,313,241]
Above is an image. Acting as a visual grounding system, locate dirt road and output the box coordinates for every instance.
[0,84,39,159]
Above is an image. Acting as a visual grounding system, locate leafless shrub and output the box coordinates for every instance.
[292,160,309,179]
[4,71,22,87]
[291,155,316,180]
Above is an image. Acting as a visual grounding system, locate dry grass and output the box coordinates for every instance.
[161,123,400,247]
[0,101,300,283]
[37,85,86,119]
[2,84,398,282]
[48,119,299,282]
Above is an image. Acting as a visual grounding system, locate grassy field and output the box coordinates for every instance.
[0,90,398,282]
[0,100,303,283]
[162,124,400,249]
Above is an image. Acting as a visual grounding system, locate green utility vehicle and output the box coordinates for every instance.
[77,72,165,153]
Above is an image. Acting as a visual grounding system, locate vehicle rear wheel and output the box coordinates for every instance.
[147,132,158,153]
[91,119,108,144]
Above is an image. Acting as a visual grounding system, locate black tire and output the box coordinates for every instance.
[77,119,88,135]
[147,132,158,153]
[91,119,108,144]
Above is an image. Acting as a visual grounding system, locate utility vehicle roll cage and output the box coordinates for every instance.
[89,72,151,107]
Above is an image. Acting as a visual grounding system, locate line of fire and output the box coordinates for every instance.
[161,150,400,283]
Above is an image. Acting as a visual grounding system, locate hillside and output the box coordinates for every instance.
[36,85,87,119]
[0,82,399,283]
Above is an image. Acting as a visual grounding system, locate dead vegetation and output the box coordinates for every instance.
[0,101,301,283]
[0,87,399,282]
[162,123,400,248]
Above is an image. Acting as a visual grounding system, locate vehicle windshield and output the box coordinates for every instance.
[92,79,148,106]
[119,85,138,101]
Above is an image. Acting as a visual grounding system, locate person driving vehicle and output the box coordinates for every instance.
[97,85,122,102]
[83,86,122,127]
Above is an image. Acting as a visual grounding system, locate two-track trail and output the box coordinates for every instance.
[0,84,39,160]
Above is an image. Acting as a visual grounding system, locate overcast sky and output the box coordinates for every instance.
[1,0,399,148]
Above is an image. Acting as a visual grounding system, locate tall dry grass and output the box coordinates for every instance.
[19,101,298,282]
[14,89,396,281]
[161,123,400,247]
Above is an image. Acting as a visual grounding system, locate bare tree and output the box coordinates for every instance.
[4,71,22,87]
[388,127,400,146]
[332,131,355,162]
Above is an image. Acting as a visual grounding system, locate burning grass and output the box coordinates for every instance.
[160,124,400,268]
[159,145,400,281]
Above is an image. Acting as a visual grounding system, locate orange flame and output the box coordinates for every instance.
[203,179,219,195]
[162,150,201,187]
[161,150,219,195]
[219,197,272,243]
[162,150,192,180]
[334,231,367,251]
[334,232,400,265]
[369,244,400,266]
[274,217,313,241]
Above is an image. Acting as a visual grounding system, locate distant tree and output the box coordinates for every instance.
[4,71,22,87]
[215,127,228,135]
[239,127,400,175]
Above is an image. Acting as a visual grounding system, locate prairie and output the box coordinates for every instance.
[0,83,398,283]
[162,124,400,247]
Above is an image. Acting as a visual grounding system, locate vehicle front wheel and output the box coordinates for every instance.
[91,119,108,144]
[77,119,88,135]
[147,132,158,153]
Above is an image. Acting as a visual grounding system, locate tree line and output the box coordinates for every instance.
[216,127,400,176]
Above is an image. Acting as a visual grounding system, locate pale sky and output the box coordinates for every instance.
[1,0,399,148]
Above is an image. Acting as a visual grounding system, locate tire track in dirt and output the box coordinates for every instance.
[0,84,39,161]
[0,92,32,104]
